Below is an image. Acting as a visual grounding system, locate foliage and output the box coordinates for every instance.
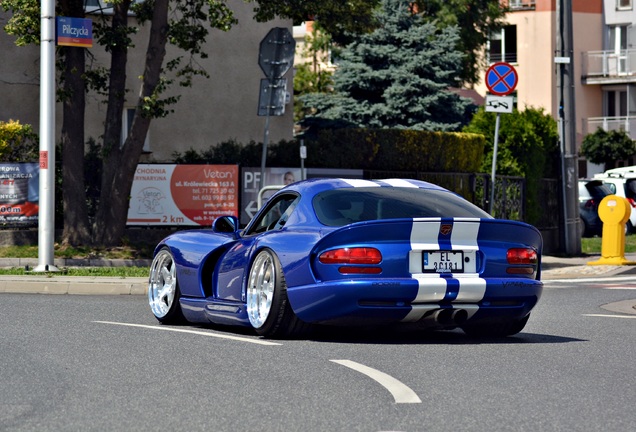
[414,0,507,86]
[251,0,381,45]
[463,106,559,224]
[293,25,335,123]
[300,0,474,132]
[580,128,636,170]
[0,120,39,162]
[173,131,485,173]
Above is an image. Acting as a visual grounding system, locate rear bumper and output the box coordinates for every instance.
[287,277,542,325]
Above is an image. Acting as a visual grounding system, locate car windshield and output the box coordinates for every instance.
[313,187,491,227]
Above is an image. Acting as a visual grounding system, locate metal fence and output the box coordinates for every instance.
[365,171,561,230]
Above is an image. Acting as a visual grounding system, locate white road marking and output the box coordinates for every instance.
[331,360,422,404]
[599,286,636,290]
[583,314,636,319]
[93,321,281,346]
[544,275,636,285]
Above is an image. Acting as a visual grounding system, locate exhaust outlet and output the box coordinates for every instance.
[433,308,468,326]
[451,309,468,325]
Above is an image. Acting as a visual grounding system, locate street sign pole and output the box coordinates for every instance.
[35,0,58,272]
[484,62,518,217]
[490,114,501,215]
[257,27,295,190]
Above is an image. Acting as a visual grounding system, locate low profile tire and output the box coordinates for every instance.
[148,247,185,324]
[246,249,310,339]
[461,314,530,338]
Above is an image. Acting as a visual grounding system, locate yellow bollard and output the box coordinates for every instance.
[588,195,636,266]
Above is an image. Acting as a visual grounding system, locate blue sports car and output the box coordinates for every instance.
[148,178,543,338]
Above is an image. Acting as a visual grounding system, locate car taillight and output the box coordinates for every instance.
[584,199,595,208]
[628,198,636,208]
[319,247,382,264]
[319,248,383,274]
[506,248,538,275]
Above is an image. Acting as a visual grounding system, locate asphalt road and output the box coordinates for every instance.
[1,279,635,432]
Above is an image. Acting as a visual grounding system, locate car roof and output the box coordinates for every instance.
[281,178,449,196]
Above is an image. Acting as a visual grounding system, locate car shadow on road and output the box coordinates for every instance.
[187,322,585,345]
[304,326,586,345]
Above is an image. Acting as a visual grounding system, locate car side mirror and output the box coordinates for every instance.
[213,215,239,235]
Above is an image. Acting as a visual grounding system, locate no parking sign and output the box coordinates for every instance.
[485,62,518,96]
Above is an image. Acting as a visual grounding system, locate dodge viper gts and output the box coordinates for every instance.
[148,178,543,338]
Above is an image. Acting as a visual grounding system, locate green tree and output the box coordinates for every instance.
[580,128,636,171]
[0,120,38,162]
[463,106,559,223]
[252,0,381,45]
[2,0,371,246]
[414,0,508,86]
[300,0,474,132]
[293,25,334,123]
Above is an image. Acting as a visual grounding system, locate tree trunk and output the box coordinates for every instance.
[93,0,169,246]
[60,0,91,245]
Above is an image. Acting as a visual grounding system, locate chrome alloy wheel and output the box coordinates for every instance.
[247,251,276,329]
[148,249,177,319]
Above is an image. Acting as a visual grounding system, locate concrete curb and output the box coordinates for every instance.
[0,276,147,295]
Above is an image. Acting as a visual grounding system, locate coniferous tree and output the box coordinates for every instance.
[300,0,474,131]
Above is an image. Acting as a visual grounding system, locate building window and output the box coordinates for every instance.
[617,0,633,11]
[85,0,142,15]
[122,108,150,152]
[489,25,518,64]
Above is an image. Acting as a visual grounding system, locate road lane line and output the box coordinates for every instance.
[331,359,422,404]
[582,314,636,319]
[544,275,636,285]
[93,321,282,346]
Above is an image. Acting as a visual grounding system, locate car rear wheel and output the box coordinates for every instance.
[246,249,310,338]
[148,247,185,324]
[461,314,530,338]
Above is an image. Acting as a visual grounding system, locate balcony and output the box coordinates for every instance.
[584,116,636,140]
[507,0,536,11]
[582,50,636,85]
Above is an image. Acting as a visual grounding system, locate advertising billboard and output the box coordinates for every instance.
[127,164,239,226]
[0,163,39,226]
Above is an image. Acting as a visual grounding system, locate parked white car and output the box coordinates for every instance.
[593,166,636,233]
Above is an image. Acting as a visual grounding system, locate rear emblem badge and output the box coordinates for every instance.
[440,224,452,235]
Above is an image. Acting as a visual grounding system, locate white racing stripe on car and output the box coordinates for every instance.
[93,321,282,346]
[450,220,481,250]
[455,276,487,303]
[377,178,418,188]
[406,219,486,322]
[409,218,441,251]
[340,179,381,188]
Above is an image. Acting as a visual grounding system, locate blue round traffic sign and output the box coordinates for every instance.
[485,62,518,96]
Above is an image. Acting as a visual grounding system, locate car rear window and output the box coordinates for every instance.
[313,187,492,227]
[585,181,612,199]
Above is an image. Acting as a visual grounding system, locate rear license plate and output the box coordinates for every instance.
[423,251,464,273]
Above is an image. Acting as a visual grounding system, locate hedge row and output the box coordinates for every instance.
[177,129,485,173]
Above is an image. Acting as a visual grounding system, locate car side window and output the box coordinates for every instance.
[245,194,299,235]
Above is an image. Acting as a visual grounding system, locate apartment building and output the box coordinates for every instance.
[0,2,294,162]
[581,0,636,173]
[474,0,604,177]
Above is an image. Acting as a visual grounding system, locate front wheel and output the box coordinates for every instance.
[461,314,530,338]
[246,249,310,338]
[148,247,185,324]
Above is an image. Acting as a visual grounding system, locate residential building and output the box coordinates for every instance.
[475,0,604,177]
[0,2,294,162]
[581,0,636,174]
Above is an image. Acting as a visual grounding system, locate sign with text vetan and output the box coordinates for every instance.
[127,164,239,226]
